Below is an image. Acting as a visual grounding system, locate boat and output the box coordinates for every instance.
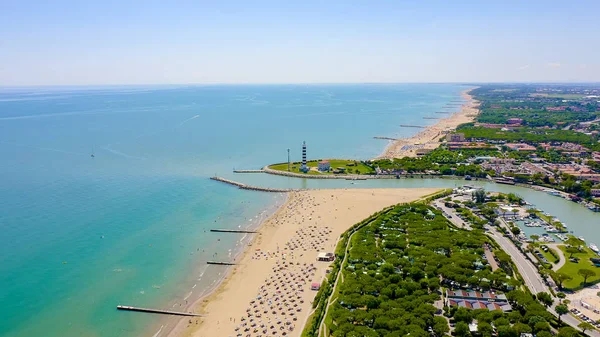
[579,236,586,242]
[590,244,599,253]
[465,175,472,181]
[589,205,600,212]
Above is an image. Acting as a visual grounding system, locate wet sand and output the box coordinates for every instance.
[169,188,440,337]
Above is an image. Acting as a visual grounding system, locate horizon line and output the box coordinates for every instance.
[1,81,600,89]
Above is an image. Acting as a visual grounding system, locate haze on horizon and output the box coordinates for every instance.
[1,0,599,86]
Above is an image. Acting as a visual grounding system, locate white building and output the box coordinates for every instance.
[318,160,331,172]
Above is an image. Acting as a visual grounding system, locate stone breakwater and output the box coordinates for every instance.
[262,166,400,179]
[210,176,299,192]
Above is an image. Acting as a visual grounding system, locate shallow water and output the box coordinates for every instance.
[0,84,468,337]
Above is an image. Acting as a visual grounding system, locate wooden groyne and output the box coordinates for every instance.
[399,124,426,129]
[207,261,237,266]
[373,136,398,141]
[117,305,203,317]
[423,117,440,120]
[210,229,258,234]
[233,169,264,173]
[210,176,296,193]
[435,111,452,114]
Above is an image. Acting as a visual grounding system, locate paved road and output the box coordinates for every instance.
[486,226,550,295]
[433,200,471,230]
[483,245,499,271]
[486,225,600,337]
[547,243,567,271]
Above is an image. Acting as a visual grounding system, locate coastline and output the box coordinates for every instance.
[168,188,441,337]
[158,192,290,337]
[164,88,477,337]
[376,87,480,159]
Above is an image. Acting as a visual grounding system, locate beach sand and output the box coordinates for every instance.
[170,188,440,337]
[377,88,480,159]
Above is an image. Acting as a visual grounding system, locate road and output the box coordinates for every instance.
[486,225,600,337]
[486,225,550,295]
[433,200,471,230]
[547,243,567,271]
[432,196,597,336]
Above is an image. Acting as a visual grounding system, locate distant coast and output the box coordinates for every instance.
[377,87,480,159]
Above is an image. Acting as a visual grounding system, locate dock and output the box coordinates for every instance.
[399,124,426,129]
[210,176,296,193]
[210,229,258,234]
[233,169,264,173]
[117,305,203,317]
[207,261,237,266]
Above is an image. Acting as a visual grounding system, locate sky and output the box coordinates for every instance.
[1,0,599,85]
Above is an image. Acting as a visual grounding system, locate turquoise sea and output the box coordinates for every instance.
[2,84,598,337]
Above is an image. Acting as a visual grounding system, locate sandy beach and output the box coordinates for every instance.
[169,188,440,337]
[377,88,480,159]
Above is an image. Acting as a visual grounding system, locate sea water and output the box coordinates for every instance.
[0,84,468,337]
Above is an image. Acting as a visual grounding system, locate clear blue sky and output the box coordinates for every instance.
[1,0,599,85]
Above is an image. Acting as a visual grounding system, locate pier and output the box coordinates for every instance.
[399,124,426,129]
[117,305,203,317]
[210,229,258,233]
[233,169,264,173]
[207,261,237,266]
[210,176,297,193]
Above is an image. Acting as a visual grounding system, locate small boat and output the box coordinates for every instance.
[590,244,599,253]
[465,175,472,181]
[579,236,586,242]
[589,205,600,212]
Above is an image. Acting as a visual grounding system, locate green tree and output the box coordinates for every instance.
[511,226,521,235]
[536,292,553,308]
[557,292,566,302]
[555,304,569,324]
[454,307,473,323]
[557,326,579,337]
[530,234,540,242]
[432,316,449,336]
[578,322,594,333]
[565,246,579,258]
[473,189,486,203]
[454,321,471,337]
[578,268,597,286]
[477,321,494,337]
[555,272,573,289]
[565,236,584,248]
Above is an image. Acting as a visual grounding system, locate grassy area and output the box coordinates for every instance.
[269,159,374,175]
[557,245,600,289]
[533,243,560,264]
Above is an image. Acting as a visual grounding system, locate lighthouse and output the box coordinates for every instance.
[300,141,309,173]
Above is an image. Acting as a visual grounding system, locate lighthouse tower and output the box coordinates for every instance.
[300,141,309,173]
